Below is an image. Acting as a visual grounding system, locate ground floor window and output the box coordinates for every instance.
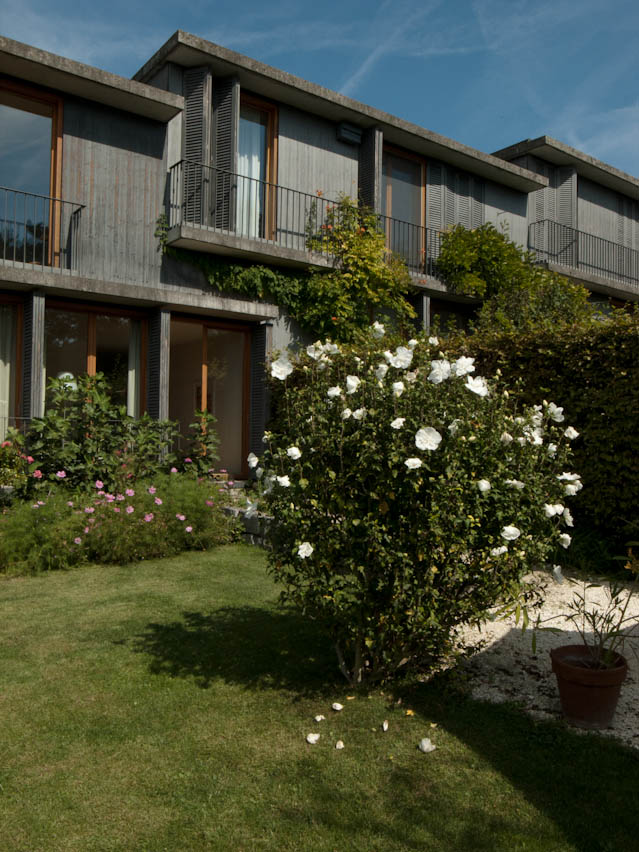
[0,303,18,439]
[169,319,249,476]
[44,304,146,415]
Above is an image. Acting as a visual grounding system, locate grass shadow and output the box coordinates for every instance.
[129,605,341,696]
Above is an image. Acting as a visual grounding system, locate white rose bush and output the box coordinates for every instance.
[256,329,580,685]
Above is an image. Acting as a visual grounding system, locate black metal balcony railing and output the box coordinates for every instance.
[529,219,639,289]
[168,160,444,276]
[0,186,83,273]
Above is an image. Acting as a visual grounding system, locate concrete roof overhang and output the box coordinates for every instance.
[494,136,639,200]
[0,36,183,121]
[134,31,547,193]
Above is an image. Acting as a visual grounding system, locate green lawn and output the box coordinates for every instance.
[1,545,637,852]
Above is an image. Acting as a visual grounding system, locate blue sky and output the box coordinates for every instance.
[3,0,639,176]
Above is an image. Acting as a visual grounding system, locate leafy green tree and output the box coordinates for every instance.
[437,223,593,333]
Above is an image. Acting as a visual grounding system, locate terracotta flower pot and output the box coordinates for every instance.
[550,644,628,730]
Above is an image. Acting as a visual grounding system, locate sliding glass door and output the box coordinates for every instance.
[237,97,276,240]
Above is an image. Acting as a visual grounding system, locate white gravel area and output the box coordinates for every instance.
[460,572,639,750]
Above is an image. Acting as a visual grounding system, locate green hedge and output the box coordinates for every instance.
[455,311,639,534]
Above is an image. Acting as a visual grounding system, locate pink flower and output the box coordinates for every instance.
[84,507,95,514]
[125,488,135,497]
[56,471,66,479]
[67,501,74,507]
[37,500,45,506]
[113,507,120,513]
[126,506,134,514]
[154,497,162,506]
[148,486,156,495]
[144,513,154,522]
[105,494,115,503]
[97,491,105,497]
[74,537,82,545]
[170,467,178,474]
[185,526,193,533]
[33,470,42,479]
[206,499,214,507]
[84,527,90,534]
[184,457,192,464]
[1,440,10,448]
[176,513,185,521]
[95,480,104,489]
[116,494,125,501]
[220,469,227,473]
[27,456,34,463]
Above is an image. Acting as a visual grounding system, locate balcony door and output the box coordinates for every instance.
[0,81,62,267]
[382,148,425,270]
[237,96,276,239]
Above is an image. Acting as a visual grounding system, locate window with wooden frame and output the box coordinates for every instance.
[169,317,251,477]
[382,146,426,270]
[237,94,278,240]
[44,302,147,416]
[0,79,63,267]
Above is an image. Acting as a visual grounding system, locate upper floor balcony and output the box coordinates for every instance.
[0,186,83,276]
[165,159,445,281]
[528,219,639,295]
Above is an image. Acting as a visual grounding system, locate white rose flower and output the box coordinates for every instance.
[559,533,572,549]
[564,482,583,496]
[547,402,565,423]
[271,354,294,380]
[298,541,314,558]
[327,386,342,399]
[346,375,361,394]
[375,363,389,380]
[415,427,442,451]
[371,320,385,338]
[276,475,291,487]
[323,342,340,355]
[404,457,423,470]
[352,408,366,420]
[247,452,259,469]
[501,525,521,541]
[500,432,513,445]
[287,446,302,460]
[543,503,558,518]
[405,371,418,384]
[392,381,405,398]
[490,545,508,557]
[563,508,574,527]
[477,479,491,493]
[255,467,264,479]
[565,426,579,440]
[341,408,352,420]
[384,346,413,369]
[407,338,418,349]
[451,356,475,377]
[427,359,451,384]
[547,443,558,457]
[558,472,580,481]
[306,342,324,360]
[465,376,489,397]
[428,336,439,346]
[505,479,524,490]
[390,417,405,430]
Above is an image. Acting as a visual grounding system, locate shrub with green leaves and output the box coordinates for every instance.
[0,430,31,492]
[256,328,580,685]
[0,474,232,574]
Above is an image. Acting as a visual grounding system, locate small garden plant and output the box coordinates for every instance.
[254,325,581,685]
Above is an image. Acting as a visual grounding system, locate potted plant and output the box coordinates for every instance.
[535,548,638,729]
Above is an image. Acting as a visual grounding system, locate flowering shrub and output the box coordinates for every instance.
[0,431,32,492]
[0,474,232,574]
[257,328,580,684]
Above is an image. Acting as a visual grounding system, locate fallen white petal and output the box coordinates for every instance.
[418,738,437,753]
[314,714,325,722]
[332,702,344,711]
[335,740,345,750]
[382,720,389,732]
[306,733,320,744]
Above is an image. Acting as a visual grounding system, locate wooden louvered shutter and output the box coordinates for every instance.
[358,127,383,212]
[444,167,456,227]
[249,323,271,465]
[22,292,45,420]
[427,163,444,264]
[183,67,212,225]
[212,77,239,230]
[556,167,577,266]
[456,173,471,229]
[471,177,485,229]
[147,309,170,421]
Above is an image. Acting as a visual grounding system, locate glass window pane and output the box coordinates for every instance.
[382,153,422,223]
[0,304,17,439]
[169,319,203,437]
[207,328,245,475]
[96,315,138,413]
[44,309,88,399]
